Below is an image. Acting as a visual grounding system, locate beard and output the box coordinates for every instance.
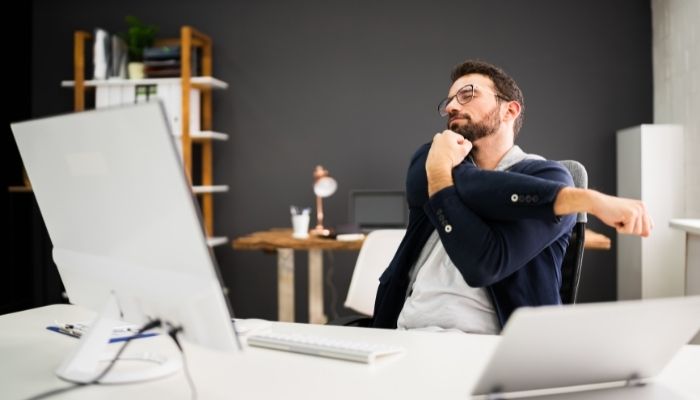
[448,105,501,142]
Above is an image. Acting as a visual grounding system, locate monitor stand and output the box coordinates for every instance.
[55,294,181,384]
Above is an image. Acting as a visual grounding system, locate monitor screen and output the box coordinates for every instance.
[11,102,238,381]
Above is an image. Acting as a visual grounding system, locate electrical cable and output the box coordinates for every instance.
[324,250,339,320]
[167,325,197,400]
[24,319,162,400]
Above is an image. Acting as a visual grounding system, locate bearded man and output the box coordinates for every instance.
[371,60,652,333]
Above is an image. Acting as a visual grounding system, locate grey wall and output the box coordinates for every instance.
[30,0,652,320]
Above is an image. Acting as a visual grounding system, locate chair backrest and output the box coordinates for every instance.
[558,160,588,304]
[344,229,405,316]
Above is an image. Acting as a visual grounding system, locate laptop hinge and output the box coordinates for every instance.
[485,387,505,400]
[624,373,646,387]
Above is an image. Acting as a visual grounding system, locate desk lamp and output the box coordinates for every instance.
[310,165,337,237]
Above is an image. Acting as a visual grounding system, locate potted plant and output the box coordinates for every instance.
[121,16,157,79]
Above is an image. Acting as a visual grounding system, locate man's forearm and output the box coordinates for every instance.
[427,169,453,197]
[554,187,652,237]
[553,187,598,216]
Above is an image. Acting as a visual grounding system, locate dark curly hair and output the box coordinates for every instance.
[450,60,525,136]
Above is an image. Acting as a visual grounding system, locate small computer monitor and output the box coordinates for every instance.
[349,190,408,231]
[11,101,238,383]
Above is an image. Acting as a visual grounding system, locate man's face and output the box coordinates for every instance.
[444,74,503,142]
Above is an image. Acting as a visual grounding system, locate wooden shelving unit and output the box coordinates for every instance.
[64,26,228,246]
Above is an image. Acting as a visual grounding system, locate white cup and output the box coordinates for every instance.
[292,214,310,239]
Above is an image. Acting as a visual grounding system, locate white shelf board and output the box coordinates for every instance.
[670,219,700,235]
[176,131,229,141]
[192,185,229,194]
[62,76,228,89]
[206,237,228,247]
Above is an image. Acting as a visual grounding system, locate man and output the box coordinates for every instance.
[371,60,651,333]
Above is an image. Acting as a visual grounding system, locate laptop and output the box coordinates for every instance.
[471,296,700,398]
[348,190,407,233]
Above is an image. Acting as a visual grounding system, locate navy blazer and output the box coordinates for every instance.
[372,143,576,329]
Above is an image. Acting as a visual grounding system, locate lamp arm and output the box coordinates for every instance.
[314,195,324,230]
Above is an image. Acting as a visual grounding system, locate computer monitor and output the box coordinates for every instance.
[349,190,407,231]
[11,101,239,383]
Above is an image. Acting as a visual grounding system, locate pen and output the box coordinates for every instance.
[56,326,81,338]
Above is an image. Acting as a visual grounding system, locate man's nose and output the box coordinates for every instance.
[445,97,460,114]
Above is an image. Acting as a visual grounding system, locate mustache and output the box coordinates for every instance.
[448,113,471,130]
[448,113,471,124]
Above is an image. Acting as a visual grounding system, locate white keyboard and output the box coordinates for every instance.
[247,331,405,364]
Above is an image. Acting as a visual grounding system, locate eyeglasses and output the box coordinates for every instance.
[437,84,509,117]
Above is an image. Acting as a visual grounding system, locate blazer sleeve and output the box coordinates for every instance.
[451,159,574,222]
[422,159,576,288]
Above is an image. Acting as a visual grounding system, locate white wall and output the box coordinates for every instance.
[652,0,700,217]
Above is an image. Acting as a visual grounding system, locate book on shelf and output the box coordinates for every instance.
[92,29,129,79]
[110,35,128,79]
[144,58,180,67]
[93,28,110,79]
[143,45,181,60]
[143,45,200,75]
[145,69,182,78]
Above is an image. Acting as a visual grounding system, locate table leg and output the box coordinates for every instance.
[308,249,327,324]
[277,248,295,322]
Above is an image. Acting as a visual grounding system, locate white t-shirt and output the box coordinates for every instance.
[397,231,500,334]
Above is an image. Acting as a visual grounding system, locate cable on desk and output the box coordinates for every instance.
[325,250,339,321]
[168,325,197,400]
[23,319,162,400]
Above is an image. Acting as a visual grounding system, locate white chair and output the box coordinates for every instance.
[343,229,405,317]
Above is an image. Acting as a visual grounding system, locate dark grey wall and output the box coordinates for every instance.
[29,0,652,320]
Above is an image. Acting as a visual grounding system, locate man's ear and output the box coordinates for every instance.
[502,101,521,124]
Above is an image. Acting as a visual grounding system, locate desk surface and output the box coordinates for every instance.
[2,304,699,400]
[233,228,611,251]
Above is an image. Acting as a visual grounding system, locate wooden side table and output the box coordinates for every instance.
[232,229,363,324]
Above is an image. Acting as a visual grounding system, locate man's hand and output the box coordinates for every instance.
[589,191,653,237]
[554,188,653,237]
[426,130,473,196]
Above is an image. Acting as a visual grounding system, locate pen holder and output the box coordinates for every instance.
[292,213,310,239]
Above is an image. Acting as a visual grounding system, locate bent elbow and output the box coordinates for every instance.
[457,264,495,288]
[463,274,492,288]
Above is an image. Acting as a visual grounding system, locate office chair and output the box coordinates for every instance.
[558,160,588,304]
[328,229,405,327]
[330,160,588,326]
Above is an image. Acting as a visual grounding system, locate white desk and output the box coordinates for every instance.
[2,305,700,400]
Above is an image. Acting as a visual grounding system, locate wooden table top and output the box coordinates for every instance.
[232,228,611,251]
[232,228,364,251]
[584,228,611,250]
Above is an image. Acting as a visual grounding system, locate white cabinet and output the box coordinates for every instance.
[616,124,685,299]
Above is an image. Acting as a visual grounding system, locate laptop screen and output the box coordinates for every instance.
[471,296,700,397]
[349,190,407,231]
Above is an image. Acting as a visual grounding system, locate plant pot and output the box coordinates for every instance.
[128,62,145,80]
